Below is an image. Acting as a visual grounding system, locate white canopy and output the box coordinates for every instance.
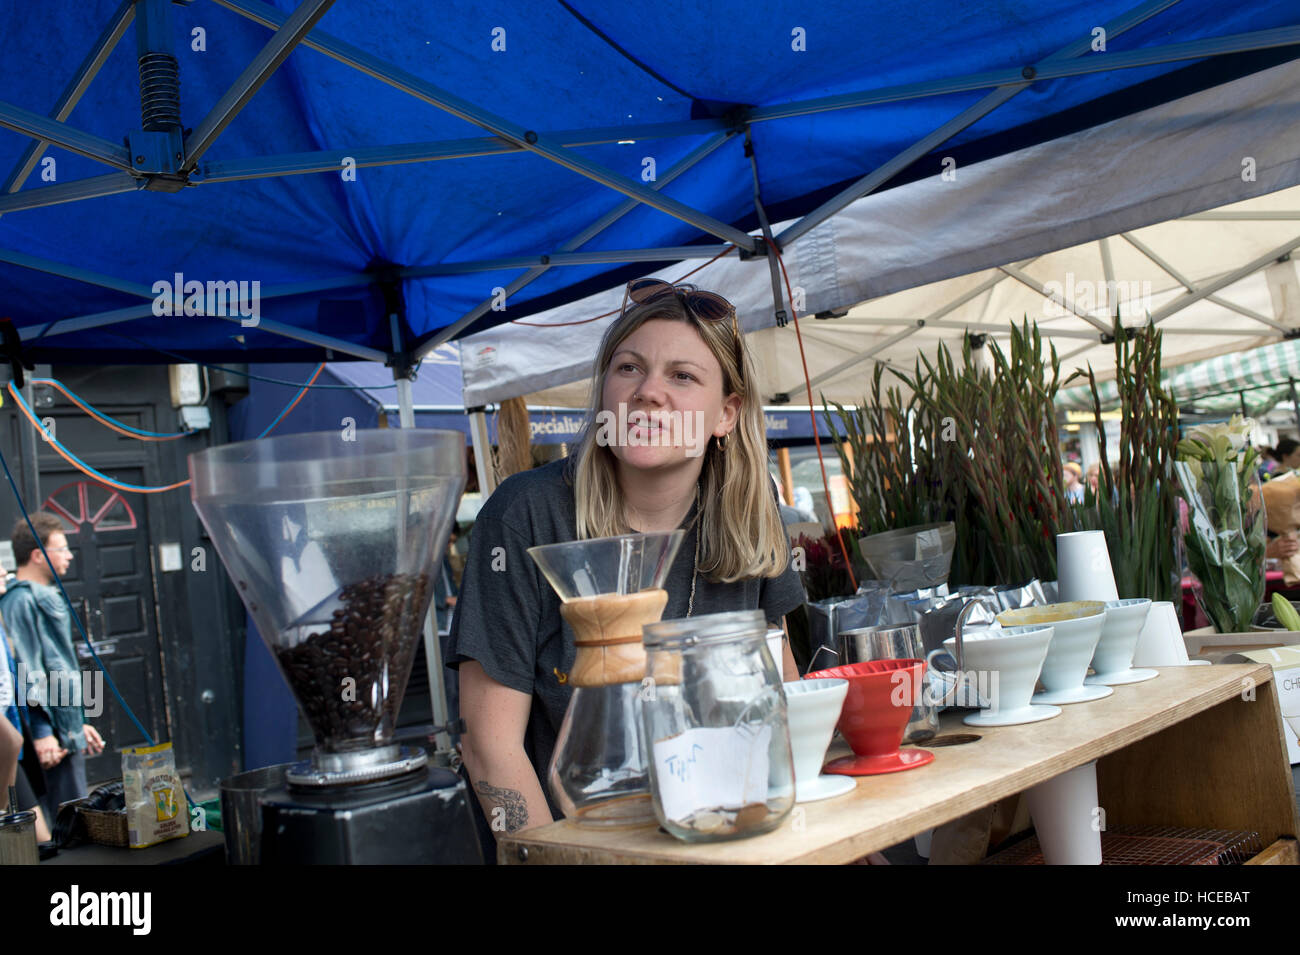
[460,57,1300,410]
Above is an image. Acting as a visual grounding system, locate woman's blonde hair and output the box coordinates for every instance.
[570,291,788,582]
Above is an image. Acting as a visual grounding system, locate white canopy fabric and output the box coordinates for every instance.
[1058,337,1300,415]
[460,57,1300,410]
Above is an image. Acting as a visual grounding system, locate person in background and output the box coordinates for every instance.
[1269,437,1300,474]
[0,513,104,819]
[1085,462,1101,496]
[773,479,804,525]
[1258,445,1280,480]
[791,486,817,523]
[0,572,52,841]
[1062,462,1085,504]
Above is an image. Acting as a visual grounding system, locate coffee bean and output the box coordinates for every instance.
[275,571,432,748]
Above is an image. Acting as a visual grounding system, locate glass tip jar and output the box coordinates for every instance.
[640,610,795,843]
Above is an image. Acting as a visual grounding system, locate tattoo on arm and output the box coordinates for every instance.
[476,781,529,834]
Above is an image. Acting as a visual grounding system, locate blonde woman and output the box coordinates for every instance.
[448,281,805,847]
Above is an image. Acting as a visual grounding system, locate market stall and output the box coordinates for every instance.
[2,0,1300,876]
[500,665,1297,865]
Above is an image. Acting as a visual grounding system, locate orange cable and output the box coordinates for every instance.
[774,246,858,592]
[7,382,190,493]
[35,379,189,441]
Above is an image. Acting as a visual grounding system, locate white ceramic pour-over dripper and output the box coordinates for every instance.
[1056,531,1119,603]
[784,679,855,803]
[1025,761,1103,865]
[1086,598,1158,686]
[940,624,1060,727]
[997,602,1112,705]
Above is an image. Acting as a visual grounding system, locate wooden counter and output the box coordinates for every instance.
[499,663,1299,864]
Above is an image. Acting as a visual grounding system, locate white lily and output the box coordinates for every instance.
[1186,415,1254,455]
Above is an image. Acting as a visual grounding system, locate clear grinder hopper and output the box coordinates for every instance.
[189,429,464,785]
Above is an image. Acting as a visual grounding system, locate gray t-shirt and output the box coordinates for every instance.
[446,456,806,814]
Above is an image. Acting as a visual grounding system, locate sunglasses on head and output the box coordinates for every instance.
[622,279,741,344]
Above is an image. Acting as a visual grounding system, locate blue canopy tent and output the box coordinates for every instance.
[2,0,1299,375]
[3,0,1300,769]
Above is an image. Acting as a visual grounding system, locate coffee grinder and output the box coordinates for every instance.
[190,429,482,864]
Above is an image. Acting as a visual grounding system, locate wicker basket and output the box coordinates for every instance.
[77,804,128,848]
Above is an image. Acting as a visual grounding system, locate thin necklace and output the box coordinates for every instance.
[626,486,701,615]
[686,486,701,617]
[687,527,700,618]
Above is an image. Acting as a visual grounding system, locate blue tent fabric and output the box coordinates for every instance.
[1,1,1298,366]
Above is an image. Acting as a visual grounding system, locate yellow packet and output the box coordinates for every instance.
[121,742,189,848]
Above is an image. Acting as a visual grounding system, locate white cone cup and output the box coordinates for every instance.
[944,624,1060,726]
[1025,761,1102,865]
[1132,601,1189,667]
[1087,598,1157,684]
[1057,531,1119,603]
[996,602,1106,699]
[784,679,854,803]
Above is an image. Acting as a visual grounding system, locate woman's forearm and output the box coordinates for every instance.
[1,717,20,787]
[461,739,554,840]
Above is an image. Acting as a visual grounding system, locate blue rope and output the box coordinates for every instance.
[32,379,195,439]
[6,386,190,493]
[254,364,322,439]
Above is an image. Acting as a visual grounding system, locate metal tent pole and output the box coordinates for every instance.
[18,381,41,510]
[401,372,454,761]
[1290,378,1300,434]
[468,410,496,497]
[391,316,456,763]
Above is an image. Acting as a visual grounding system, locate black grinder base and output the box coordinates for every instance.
[259,762,483,865]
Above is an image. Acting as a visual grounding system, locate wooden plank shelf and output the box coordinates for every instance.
[499,663,1299,865]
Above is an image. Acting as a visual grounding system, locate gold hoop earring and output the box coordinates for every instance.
[717,433,729,451]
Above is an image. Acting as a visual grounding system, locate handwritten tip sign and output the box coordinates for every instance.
[652,724,773,824]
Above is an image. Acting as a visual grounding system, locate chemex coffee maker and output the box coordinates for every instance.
[190,429,482,864]
[527,532,683,827]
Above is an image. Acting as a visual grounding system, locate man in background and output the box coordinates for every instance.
[1,512,104,817]
[1,568,53,842]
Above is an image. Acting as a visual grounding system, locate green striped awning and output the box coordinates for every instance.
[1056,339,1300,415]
